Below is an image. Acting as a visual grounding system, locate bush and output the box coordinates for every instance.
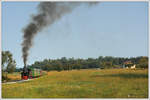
[2,72,10,82]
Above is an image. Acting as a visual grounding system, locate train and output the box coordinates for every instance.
[21,67,46,80]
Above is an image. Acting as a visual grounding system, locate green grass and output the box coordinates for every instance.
[2,69,148,98]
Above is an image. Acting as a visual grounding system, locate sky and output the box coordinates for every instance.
[2,2,148,68]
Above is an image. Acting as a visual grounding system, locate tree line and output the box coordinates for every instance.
[2,50,148,74]
[26,56,148,71]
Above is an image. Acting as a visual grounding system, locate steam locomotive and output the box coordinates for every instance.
[21,67,45,80]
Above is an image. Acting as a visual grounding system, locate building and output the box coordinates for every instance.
[123,61,134,68]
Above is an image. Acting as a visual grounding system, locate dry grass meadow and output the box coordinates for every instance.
[2,69,148,98]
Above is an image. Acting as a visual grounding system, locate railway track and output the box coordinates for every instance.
[2,79,33,84]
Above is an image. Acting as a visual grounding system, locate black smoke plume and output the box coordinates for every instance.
[22,2,98,66]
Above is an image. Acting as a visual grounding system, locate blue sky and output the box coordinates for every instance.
[2,2,148,68]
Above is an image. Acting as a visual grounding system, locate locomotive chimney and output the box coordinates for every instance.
[23,64,28,73]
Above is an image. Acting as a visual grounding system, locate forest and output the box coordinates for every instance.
[2,51,148,73]
[25,56,148,71]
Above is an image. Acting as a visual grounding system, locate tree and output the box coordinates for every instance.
[2,51,16,81]
[137,57,148,69]
[2,51,16,73]
[101,61,113,69]
[7,60,16,73]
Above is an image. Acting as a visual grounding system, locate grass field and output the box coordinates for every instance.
[2,69,148,98]
[7,72,21,81]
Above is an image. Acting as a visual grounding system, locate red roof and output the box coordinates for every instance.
[124,61,132,64]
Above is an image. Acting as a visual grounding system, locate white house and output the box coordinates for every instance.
[131,64,136,69]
